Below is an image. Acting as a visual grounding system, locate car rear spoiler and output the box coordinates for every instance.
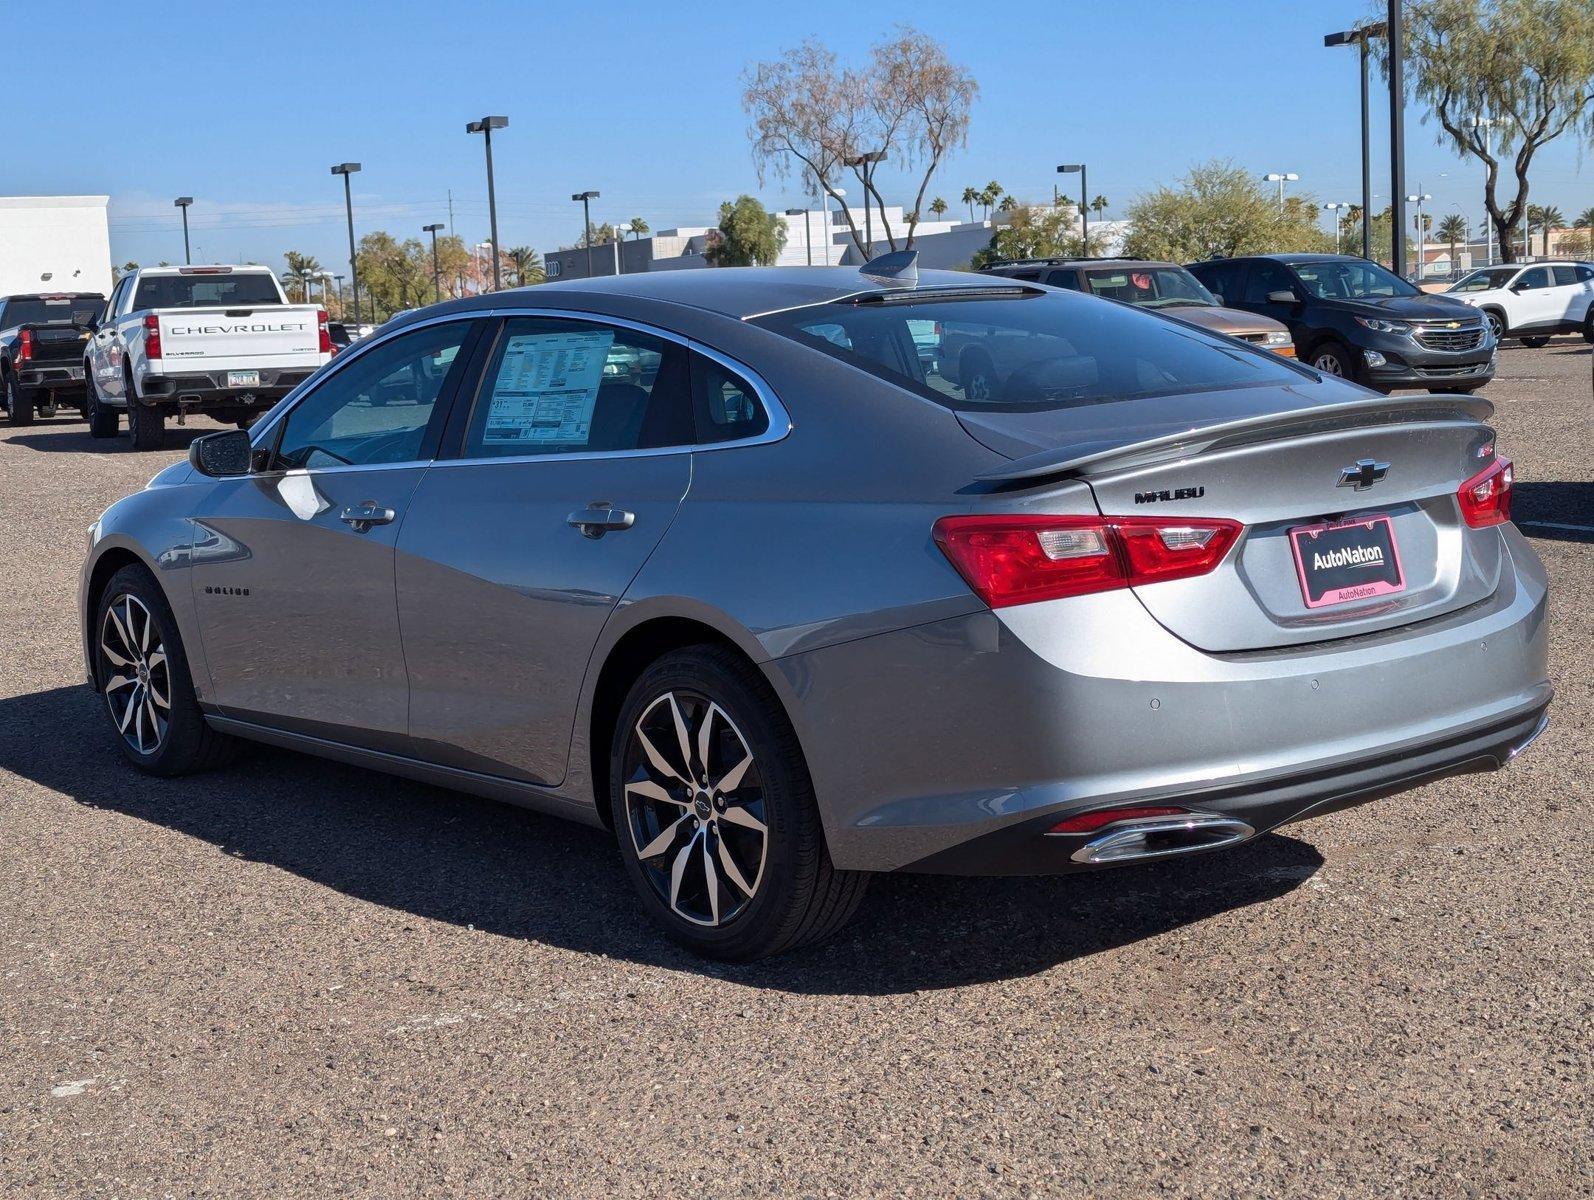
[974,393,1495,484]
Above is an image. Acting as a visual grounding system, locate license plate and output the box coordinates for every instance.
[227,370,261,389]
[1289,514,1405,609]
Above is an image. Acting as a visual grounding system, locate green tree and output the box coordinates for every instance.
[971,202,1106,268]
[1392,0,1593,263]
[507,246,545,286]
[1123,161,1334,262]
[114,261,139,281]
[961,186,978,222]
[281,250,321,302]
[1538,205,1565,256]
[1090,195,1110,219]
[703,195,788,267]
[996,194,1019,212]
[627,217,650,240]
[929,197,949,219]
[1437,212,1470,273]
[354,231,470,319]
[1575,206,1594,230]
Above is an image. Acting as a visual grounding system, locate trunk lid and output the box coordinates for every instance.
[963,388,1503,652]
[154,305,322,373]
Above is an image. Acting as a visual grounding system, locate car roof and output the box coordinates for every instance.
[403,266,1029,323]
[992,259,1180,272]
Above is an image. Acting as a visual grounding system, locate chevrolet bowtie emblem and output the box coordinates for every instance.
[1445,320,1460,329]
[1337,458,1390,490]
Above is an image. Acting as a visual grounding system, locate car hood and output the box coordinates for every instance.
[1167,305,1288,336]
[1336,292,1481,322]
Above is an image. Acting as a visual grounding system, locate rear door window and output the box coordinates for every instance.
[1515,266,1551,291]
[1044,270,1083,291]
[1551,264,1579,287]
[1244,261,1298,303]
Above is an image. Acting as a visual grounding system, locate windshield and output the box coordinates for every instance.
[1448,267,1518,293]
[1292,259,1419,300]
[750,290,1308,412]
[132,272,283,310]
[3,295,103,326]
[1085,266,1216,309]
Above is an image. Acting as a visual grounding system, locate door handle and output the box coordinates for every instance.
[340,501,396,532]
[567,502,635,539]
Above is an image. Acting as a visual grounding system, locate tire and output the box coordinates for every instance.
[5,373,35,425]
[1309,339,1359,381]
[959,350,998,403]
[609,645,868,961]
[127,397,166,451]
[39,399,57,419]
[1482,309,1507,342]
[85,371,119,439]
[1519,335,1550,349]
[94,563,238,776]
[1582,311,1593,344]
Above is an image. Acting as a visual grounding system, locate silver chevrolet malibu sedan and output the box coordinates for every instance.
[79,260,1551,959]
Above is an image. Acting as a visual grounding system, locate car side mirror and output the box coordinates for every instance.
[1211,292,1225,305]
[1266,289,1298,305]
[189,428,253,477]
[1510,281,1529,292]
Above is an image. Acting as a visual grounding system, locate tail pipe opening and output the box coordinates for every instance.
[1051,810,1257,866]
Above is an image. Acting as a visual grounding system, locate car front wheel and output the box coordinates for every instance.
[610,646,868,960]
[95,564,237,775]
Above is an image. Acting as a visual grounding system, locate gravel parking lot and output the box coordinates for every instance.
[1,340,1588,1199]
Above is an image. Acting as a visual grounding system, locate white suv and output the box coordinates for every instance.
[1446,261,1594,347]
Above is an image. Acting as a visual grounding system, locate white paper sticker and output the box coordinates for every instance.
[482,330,615,447]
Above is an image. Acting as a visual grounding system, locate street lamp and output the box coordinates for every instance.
[334,274,345,311]
[1263,172,1301,214]
[1323,202,1351,254]
[174,197,193,265]
[1406,187,1433,279]
[423,223,445,303]
[572,191,600,278]
[1057,164,1088,251]
[330,163,362,328]
[785,208,813,266]
[844,151,886,254]
[466,116,508,291]
[1325,20,1387,261]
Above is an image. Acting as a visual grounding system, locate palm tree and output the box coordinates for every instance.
[281,250,320,302]
[627,217,650,241]
[961,186,978,222]
[1538,205,1564,256]
[978,181,1004,220]
[1576,206,1594,231]
[929,197,948,219]
[1090,195,1109,219]
[997,195,1019,213]
[506,246,544,287]
[1436,213,1468,277]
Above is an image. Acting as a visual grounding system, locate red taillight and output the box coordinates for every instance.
[143,314,162,360]
[1458,457,1513,528]
[932,514,1241,608]
[317,308,332,355]
[1048,806,1188,834]
[17,328,32,363]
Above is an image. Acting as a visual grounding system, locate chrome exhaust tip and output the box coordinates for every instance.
[1069,813,1256,865]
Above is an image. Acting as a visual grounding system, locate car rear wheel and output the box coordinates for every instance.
[5,374,35,426]
[1519,335,1550,349]
[960,350,997,403]
[127,399,166,451]
[85,372,119,439]
[610,646,868,960]
[95,564,238,775]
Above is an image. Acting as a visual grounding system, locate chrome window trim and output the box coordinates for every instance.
[247,306,791,474]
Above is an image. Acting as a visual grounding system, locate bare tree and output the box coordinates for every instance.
[744,27,977,257]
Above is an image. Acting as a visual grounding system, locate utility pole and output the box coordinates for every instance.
[1388,0,1407,276]
[423,223,444,303]
[1406,186,1432,279]
[1057,164,1088,251]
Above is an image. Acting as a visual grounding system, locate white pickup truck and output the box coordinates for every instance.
[84,265,330,449]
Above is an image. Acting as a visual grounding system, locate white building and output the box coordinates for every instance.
[0,196,112,295]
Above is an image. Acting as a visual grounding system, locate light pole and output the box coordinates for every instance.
[330,163,361,329]
[423,222,444,303]
[334,274,345,312]
[1263,172,1301,215]
[1388,0,1407,277]
[844,151,886,255]
[466,116,508,291]
[785,208,813,266]
[1057,164,1088,251]
[1325,21,1387,261]
[825,187,845,266]
[1406,187,1433,279]
[1323,203,1351,254]
[174,197,193,265]
[572,191,599,278]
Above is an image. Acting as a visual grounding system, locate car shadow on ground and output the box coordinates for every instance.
[1513,481,1594,544]
[0,684,1323,995]
[4,421,212,455]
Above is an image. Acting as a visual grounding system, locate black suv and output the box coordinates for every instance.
[1186,254,1495,394]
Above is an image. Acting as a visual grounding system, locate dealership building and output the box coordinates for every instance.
[0,195,113,296]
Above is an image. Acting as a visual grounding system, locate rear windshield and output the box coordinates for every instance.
[750,290,1308,411]
[1084,266,1215,309]
[3,295,103,326]
[133,272,282,310]
[1448,267,1518,293]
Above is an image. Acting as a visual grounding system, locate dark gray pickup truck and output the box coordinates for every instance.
[1,292,105,425]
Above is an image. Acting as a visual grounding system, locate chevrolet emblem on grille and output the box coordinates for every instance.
[1337,458,1390,490]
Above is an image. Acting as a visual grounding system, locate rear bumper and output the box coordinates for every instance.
[133,368,316,408]
[774,526,1551,875]
[17,363,86,394]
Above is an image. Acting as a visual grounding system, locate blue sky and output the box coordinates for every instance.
[13,0,1590,273]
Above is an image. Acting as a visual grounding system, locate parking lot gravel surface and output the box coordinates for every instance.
[1,340,1589,1199]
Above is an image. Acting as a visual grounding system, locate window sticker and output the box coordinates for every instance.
[482,330,615,446]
